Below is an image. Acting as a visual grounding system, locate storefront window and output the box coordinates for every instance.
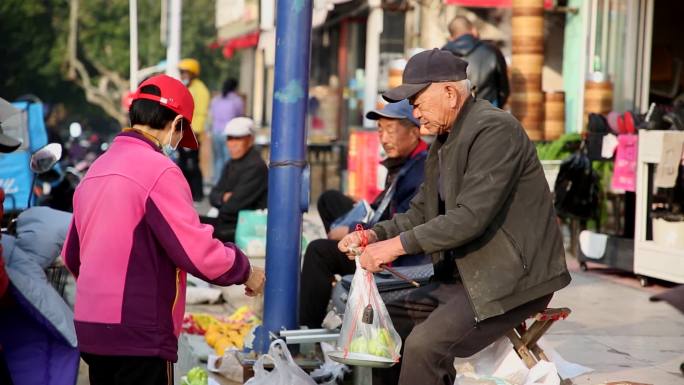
[587,0,641,113]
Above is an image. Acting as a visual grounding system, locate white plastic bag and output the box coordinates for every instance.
[244,339,316,385]
[337,258,402,362]
[311,342,351,384]
[453,338,559,385]
[207,348,243,383]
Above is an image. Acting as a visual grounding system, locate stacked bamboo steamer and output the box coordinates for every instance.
[510,0,545,141]
[544,91,564,140]
[584,80,613,122]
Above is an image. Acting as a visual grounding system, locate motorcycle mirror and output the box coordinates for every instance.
[30,143,63,174]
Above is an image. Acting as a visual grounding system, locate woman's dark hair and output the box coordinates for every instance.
[222,78,238,97]
[129,85,187,130]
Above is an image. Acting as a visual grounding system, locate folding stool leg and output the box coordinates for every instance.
[506,330,537,369]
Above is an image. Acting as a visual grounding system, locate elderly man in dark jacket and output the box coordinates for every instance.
[300,100,428,329]
[443,16,510,108]
[339,49,571,385]
[205,117,268,242]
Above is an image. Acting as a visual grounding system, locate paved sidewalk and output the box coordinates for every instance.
[544,261,684,384]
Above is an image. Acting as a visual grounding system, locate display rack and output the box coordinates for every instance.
[634,130,684,285]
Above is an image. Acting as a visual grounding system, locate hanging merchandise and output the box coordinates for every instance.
[585,113,612,161]
[554,145,600,220]
[654,132,684,188]
[611,134,638,192]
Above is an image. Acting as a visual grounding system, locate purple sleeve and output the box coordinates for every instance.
[146,168,251,286]
[61,220,81,278]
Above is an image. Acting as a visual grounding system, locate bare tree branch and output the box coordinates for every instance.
[91,60,129,91]
[66,0,128,126]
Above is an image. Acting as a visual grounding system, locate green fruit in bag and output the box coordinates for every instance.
[377,328,392,347]
[367,339,390,358]
[350,337,368,354]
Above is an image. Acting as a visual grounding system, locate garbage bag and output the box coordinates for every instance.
[337,258,402,362]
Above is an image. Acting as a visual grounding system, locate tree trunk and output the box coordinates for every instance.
[66,0,128,126]
[419,0,446,49]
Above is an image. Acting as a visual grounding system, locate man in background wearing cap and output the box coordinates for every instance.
[299,100,429,329]
[61,75,265,384]
[339,49,570,385]
[205,117,268,243]
[178,58,210,202]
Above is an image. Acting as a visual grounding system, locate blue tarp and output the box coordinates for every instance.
[0,101,48,211]
[0,152,32,212]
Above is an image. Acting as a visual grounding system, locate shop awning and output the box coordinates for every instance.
[210,31,260,58]
[443,0,554,8]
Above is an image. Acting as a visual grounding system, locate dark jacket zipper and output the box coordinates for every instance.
[455,259,481,324]
[465,287,480,324]
[501,227,528,271]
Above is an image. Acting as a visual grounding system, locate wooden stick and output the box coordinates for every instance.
[380,265,420,288]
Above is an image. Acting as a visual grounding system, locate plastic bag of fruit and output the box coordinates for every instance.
[337,258,402,363]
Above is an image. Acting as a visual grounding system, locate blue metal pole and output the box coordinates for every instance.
[255,0,313,353]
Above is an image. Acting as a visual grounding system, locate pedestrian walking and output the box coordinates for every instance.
[209,78,244,184]
[178,58,210,201]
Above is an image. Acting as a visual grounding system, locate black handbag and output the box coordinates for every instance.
[553,144,600,220]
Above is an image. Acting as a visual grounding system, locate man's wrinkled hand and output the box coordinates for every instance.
[244,266,265,297]
[359,236,405,272]
[338,230,378,259]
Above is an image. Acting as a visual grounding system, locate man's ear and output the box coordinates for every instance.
[444,84,460,108]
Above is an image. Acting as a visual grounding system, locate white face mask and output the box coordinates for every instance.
[162,119,182,157]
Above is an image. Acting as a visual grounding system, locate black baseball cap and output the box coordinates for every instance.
[383,48,468,103]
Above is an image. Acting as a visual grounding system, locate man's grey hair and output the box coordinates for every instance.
[440,79,472,97]
[457,79,472,96]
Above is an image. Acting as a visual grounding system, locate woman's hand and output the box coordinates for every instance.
[244,266,265,297]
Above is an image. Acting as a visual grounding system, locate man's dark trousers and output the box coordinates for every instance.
[299,239,356,328]
[317,190,354,233]
[373,281,552,385]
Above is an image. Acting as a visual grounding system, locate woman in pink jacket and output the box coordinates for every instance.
[61,74,265,385]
